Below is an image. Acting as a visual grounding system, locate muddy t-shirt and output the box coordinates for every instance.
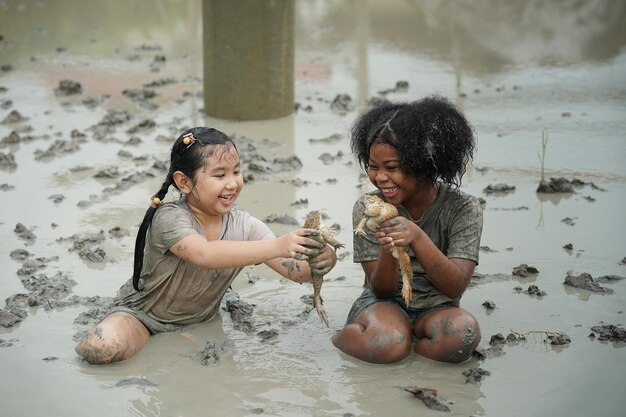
[115,200,274,325]
[352,185,483,308]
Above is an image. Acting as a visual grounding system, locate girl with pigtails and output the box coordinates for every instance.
[76,127,337,365]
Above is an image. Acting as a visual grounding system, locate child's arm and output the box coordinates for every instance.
[169,229,322,270]
[374,218,475,299]
[407,229,475,299]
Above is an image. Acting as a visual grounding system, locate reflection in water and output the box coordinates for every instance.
[536,191,574,205]
[535,191,576,230]
[409,0,626,66]
[536,200,545,231]
[128,392,162,417]
[563,284,593,302]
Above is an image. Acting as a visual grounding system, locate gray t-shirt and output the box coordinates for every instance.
[115,200,274,325]
[352,185,483,308]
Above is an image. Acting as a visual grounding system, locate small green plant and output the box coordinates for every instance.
[538,129,549,182]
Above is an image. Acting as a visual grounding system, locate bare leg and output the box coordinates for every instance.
[75,312,151,365]
[332,302,412,364]
[412,307,480,363]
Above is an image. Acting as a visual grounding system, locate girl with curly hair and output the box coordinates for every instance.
[332,96,483,364]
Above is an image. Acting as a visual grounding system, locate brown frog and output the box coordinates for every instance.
[303,210,345,327]
[354,194,413,306]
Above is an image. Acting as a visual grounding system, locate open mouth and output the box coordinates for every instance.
[380,187,399,197]
[219,194,234,201]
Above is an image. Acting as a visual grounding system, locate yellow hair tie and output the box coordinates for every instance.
[152,197,161,206]
[182,132,196,148]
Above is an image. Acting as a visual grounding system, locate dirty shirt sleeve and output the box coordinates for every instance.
[148,203,198,255]
[446,195,483,265]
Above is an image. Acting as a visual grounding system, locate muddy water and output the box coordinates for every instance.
[1,1,625,416]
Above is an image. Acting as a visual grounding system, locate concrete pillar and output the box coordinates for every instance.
[202,0,294,120]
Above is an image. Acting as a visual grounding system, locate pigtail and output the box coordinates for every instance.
[132,173,173,291]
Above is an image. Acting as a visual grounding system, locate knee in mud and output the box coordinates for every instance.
[75,331,125,365]
[446,324,480,363]
[374,330,411,361]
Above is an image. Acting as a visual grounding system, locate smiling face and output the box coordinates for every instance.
[367,142,422,206]
[183,144,243,217]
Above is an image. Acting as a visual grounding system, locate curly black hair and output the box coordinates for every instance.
[350,95,475,188]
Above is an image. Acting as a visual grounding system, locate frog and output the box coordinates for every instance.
[354,194,413,306]
[303,210,345,327]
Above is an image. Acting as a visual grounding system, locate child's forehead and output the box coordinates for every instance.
[203,144,239,165]
[369,142,399,158]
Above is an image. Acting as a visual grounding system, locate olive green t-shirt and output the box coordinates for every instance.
[114,200,274,326]
[352,185,483,308]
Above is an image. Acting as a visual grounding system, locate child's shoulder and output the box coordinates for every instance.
[439,186,482,215]
[153,200,194,224]
[156,200,188,214]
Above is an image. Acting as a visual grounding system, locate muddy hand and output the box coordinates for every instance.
[283,228,323,260]
[378,217,414,246]
[375,232,396,254]
[308,245,336,276]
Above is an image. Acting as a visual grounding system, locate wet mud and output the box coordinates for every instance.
[1,1,626,417]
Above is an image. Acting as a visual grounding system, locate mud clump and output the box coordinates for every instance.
[1,110,27,124]
[0,309,24,328]
[512,263,539,277]
[403,387,452,412]
[0,151,17,169]
[463,367,491,384]
[34,137,85,160]
[483,183,515,194]
[564,272,614,294]
[537,177,575,193]
[526,285,547,296]
[200,340,233,366]
[264,213,299,225]
[54,79,83,96]
[589,324,626,342]
[330,93,354,115]
[58,231,110,264]
[14,223,36,242]
[223,292,256,335]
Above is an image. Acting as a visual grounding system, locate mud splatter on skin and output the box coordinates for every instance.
[292,252,307,261]
[427,317,461,345]
[373,332,394,348]
[175,243,188,256]
[431,260,444,274]
[94,327,104,339]
[281,259,301,274]
[461,324,477,347]
[441,317,462,335]
[446,319,479,363]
